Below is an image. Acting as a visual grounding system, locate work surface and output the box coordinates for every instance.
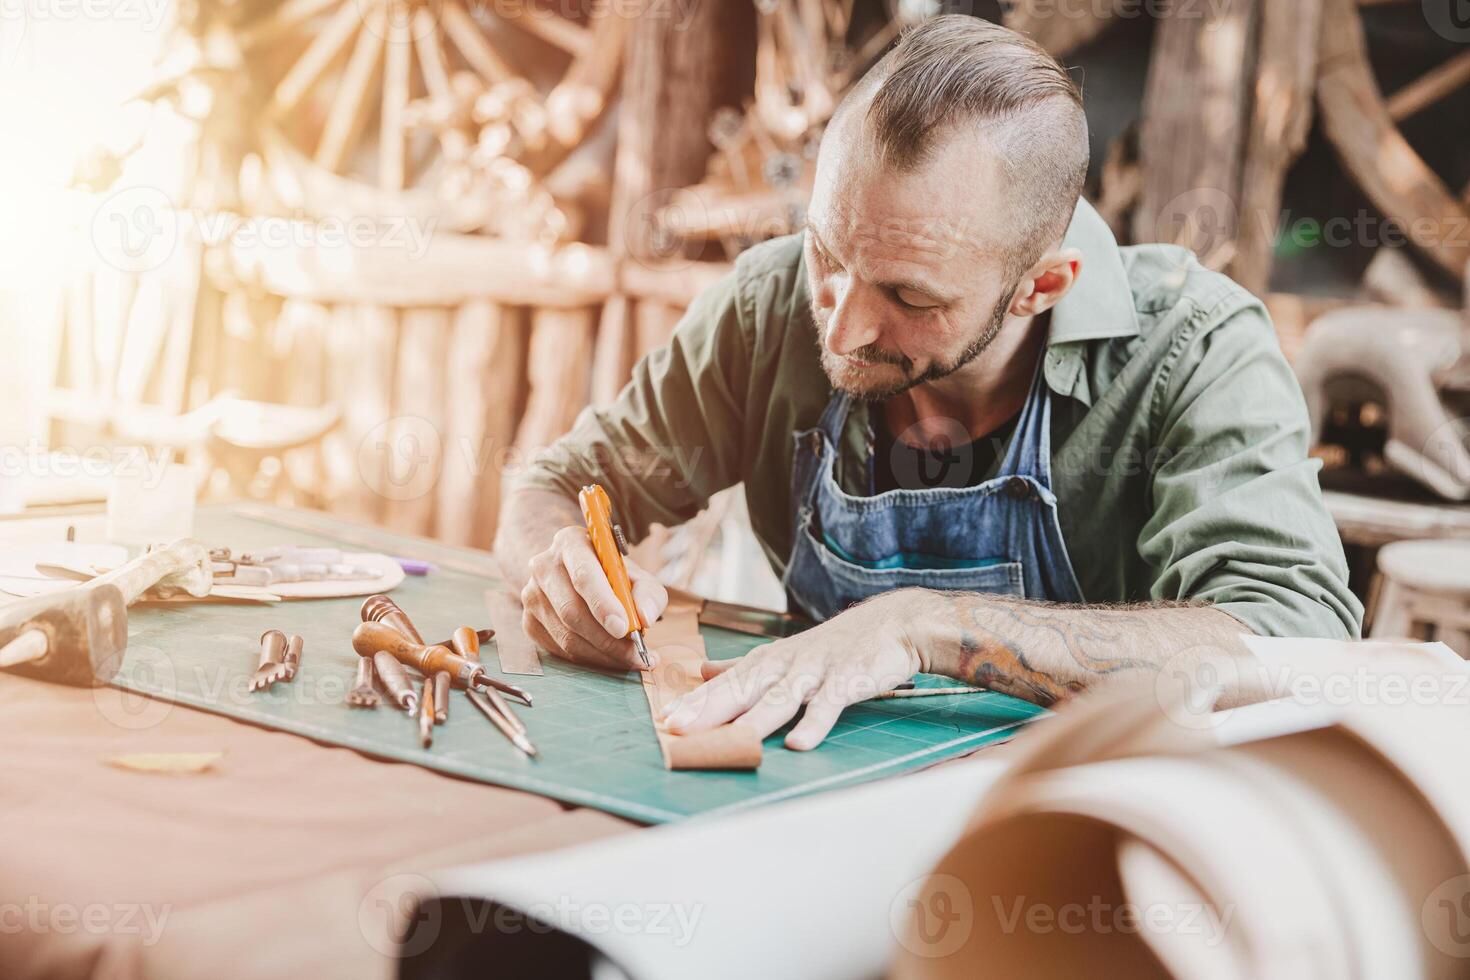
[110,505,1041,823]
[0,503,1035,979]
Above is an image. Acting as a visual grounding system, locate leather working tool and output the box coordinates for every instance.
[870,686,983,699]
[450,625,528,738]
[251,630,289,692]
[419,676,435,748]
[215,546,376,586]
[361,599,494,666]
[429,627,494,649]
[364,594,453,726]
[0,539,211,688]
[358,595,533,755]
[698,598,813,639]
[433,671,449,724]
[467,688,538,757]
[578,484,651,668]
[361,594,425,644]
[345,655,380,708]
[282,634,304,681]
[371,651,418,714]
[0,586,128,687]
[350,623,532,705]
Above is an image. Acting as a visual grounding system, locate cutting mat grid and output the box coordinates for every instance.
[112,506,1045,823]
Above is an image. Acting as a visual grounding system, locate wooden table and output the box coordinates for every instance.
[0,506,637,980]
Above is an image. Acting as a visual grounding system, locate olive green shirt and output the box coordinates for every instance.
[520,201,1363,640]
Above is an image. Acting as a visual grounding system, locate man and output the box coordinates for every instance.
[496,16,1362,750]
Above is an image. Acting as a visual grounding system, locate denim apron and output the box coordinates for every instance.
[783,356,1084,620]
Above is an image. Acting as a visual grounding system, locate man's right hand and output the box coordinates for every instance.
[519,525,669,671]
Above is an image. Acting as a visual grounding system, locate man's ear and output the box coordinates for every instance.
[1008,247,1083,318]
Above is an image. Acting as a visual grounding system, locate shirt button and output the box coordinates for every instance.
[1005,476,1030,499]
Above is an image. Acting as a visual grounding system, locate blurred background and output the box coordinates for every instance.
[2,0,1468,632]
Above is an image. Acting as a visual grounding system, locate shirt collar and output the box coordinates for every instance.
[1049,198,1139,345]
[1042,199,1139,407]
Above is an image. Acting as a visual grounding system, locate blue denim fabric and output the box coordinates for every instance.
[783,357,1084,621]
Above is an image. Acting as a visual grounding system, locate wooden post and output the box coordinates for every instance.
[594,0,755,403]
[1134,0,1260,271]
[607,0,755,260]
[436,299,527,547]
[591,294,637,406]
[634,298,683,361]
[324,304,397,524]
[1230,0,1320,296]
[514,306,597,455]
[383,307,452,536]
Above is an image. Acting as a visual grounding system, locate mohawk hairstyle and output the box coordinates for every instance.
[846,15,1090,272]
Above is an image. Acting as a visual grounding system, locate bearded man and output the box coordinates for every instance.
[496,15,1362,749]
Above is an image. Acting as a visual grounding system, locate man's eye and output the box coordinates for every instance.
[894,289,938,311]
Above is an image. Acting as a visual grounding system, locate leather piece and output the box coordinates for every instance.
[642,597,762,770]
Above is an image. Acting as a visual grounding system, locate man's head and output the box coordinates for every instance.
[806,15,1090,400]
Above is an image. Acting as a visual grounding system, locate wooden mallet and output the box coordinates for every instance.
[0,539,212,687]
[0,585,130,687]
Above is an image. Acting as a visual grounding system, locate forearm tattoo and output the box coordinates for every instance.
[940,591,1237,708]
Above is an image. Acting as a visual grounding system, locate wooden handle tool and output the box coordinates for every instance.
[0,539,211,688]
[352,622,533,705]
[353,623,476,683]
[450,626,527,736]
[578,484,651,667]
[429,627,494,650]
[360,594,425,644]
[432,671,449,724]
[419,675,435,748]
[369,650,418,714]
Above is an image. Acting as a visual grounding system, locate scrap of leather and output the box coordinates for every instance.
[643,594,762,771]
[485,589,544,675]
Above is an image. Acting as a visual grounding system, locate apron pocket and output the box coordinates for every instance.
[798,522,1027,602]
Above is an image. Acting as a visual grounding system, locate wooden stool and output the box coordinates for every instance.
[1370,539,1470,656]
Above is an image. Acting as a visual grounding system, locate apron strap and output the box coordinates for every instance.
[997,350,1056,489]
[816,389,851,442]
[792,389,850,525]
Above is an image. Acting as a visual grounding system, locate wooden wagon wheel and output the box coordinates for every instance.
[236,0,627,235]
[1318,0,1470,282]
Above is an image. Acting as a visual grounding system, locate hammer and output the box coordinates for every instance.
[0,539,212,687]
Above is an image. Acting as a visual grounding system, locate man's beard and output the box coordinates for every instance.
[815,287,1015,401]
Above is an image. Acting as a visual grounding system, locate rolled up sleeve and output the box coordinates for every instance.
[1137,304,1363,639]
[513,272,751,544]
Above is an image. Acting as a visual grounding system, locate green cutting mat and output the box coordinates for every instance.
[111,504,1046,824]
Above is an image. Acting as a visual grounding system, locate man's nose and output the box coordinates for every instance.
[823,280,883,357]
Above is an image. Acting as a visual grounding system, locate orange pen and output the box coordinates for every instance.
[578,484,652,668]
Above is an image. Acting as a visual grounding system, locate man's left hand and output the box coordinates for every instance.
[658,591,924,750]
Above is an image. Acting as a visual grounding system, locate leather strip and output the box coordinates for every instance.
[643,595,762,770]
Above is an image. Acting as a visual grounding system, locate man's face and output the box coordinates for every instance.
[804,113,1025,400]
